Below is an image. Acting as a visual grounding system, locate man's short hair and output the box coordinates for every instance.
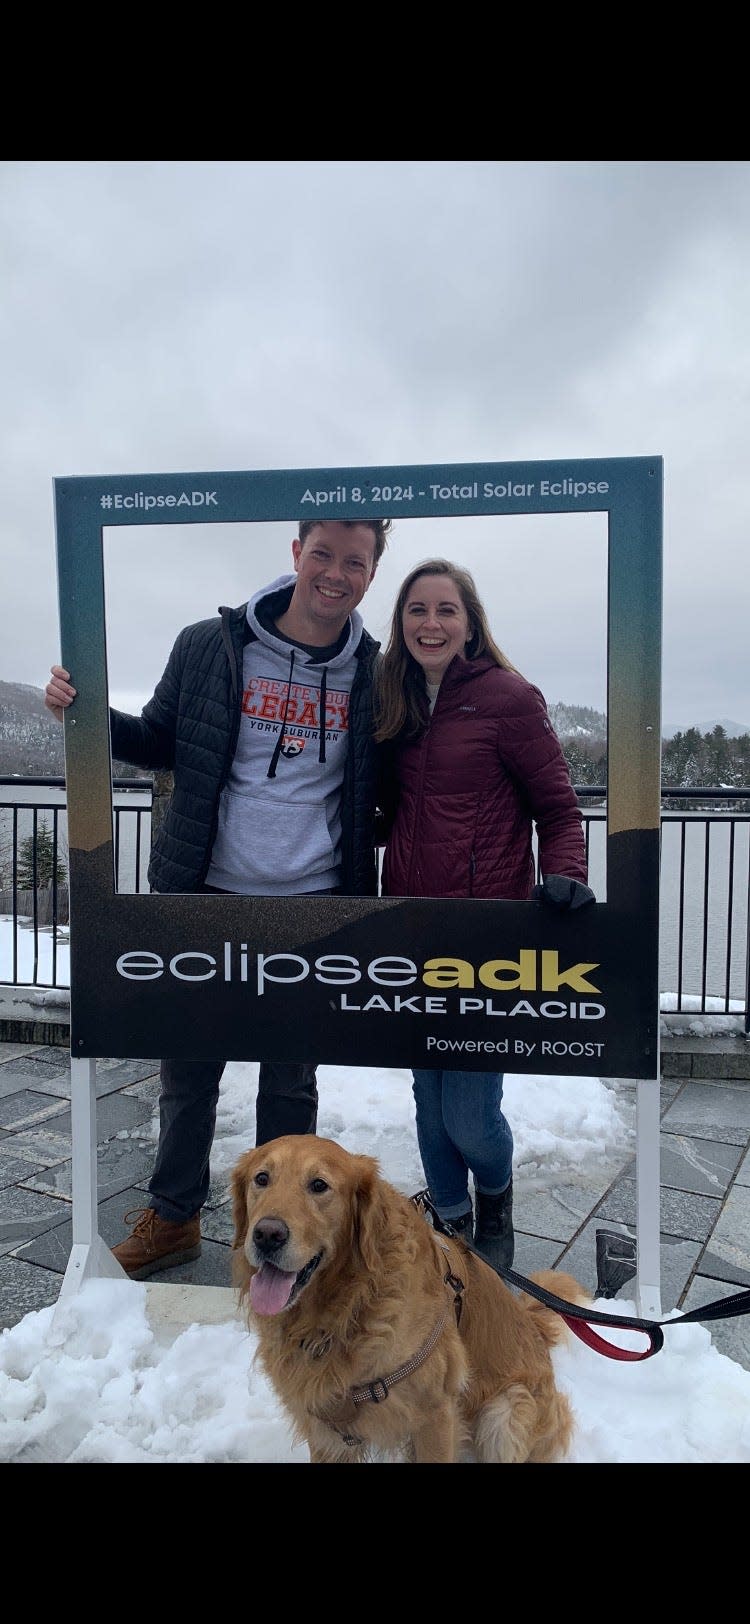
[298,518,392,567]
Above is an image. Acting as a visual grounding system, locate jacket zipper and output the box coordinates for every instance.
[408,717,432,895]
[200,606,245,883]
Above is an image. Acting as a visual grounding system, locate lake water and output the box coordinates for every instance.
[1,785,748,1004]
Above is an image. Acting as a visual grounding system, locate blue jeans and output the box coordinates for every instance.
[411,1069,514,1221]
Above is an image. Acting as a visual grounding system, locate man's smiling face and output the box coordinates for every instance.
[288,522,377,640]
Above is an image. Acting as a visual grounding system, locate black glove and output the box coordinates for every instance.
[531,875,596,911]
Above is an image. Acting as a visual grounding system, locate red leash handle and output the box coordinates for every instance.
[561,1314,664,1361]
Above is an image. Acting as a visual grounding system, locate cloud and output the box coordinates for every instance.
[2,160,749,723]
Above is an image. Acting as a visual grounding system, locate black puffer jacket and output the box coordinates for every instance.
[110,595,381,896]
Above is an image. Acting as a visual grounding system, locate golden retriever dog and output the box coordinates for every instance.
[231,1135,588,1464]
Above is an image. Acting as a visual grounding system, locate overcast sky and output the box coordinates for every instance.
[2,160,749,728]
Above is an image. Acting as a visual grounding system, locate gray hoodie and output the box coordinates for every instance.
[205,574,367,895]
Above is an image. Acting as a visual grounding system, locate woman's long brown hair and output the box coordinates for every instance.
[374,558,521,742]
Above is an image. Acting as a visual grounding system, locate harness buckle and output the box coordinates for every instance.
[443,1268,465,1326]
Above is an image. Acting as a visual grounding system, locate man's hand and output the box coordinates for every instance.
[532,875,596,911]
[44,666,77,724]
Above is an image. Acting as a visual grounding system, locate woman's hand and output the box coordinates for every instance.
[532,875,596,910]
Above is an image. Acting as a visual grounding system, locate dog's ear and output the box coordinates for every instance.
[230,1149,258,1250]
[350,1156,390,1273]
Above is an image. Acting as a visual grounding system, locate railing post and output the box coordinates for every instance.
[746,849,750,1036]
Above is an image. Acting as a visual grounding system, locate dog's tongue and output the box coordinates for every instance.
[250,1261,297,1316]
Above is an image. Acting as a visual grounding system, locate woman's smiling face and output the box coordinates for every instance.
[402,573,471,682]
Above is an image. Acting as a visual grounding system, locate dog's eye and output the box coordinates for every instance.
[253,1171,270,1187]
[309,1178,330,1195]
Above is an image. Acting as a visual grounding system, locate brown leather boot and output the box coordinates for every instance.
[112,1207,201,1280]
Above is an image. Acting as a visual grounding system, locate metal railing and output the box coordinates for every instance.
[1,777,749,1032]
[0,777,151,992]
[574,787,750,1033]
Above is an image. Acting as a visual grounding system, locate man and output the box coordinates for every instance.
[45,517,390,1278]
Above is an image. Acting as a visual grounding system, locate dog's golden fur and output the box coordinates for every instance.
[231,1134,588,1464]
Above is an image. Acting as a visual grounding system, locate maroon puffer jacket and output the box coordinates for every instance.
[381,654,587,900]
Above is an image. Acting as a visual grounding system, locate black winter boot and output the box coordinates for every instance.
[413,1190,474,1242]
[474,1181,514,1271]
[442,1207,474,1243]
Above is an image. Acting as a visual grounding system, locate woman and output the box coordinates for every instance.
[375,559,593,1269]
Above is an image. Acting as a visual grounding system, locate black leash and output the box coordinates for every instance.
[412,1190,750,1363]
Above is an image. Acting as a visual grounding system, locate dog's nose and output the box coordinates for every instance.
[253,1217,290,1256]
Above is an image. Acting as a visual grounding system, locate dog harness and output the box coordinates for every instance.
[310,1249,465,1449]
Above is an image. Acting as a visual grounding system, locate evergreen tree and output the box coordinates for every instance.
[681,753,701,788]
[707,724,728,783]
[16,820,67,890]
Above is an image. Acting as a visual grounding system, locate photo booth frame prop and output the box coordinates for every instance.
[53,457,664,1317]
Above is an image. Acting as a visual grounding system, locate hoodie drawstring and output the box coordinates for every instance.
[266,650,329,778]
[318,667,328,764]
[266,649,296,779]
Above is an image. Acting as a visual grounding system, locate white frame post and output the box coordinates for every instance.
[635,1075,662,1317]
[53,1056,125,1320]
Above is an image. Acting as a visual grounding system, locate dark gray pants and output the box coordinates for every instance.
[148,1055,318,1222]
[148,881,323,1222]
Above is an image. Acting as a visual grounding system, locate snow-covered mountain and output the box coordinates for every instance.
[661,718,750,739]
[0,680,65,775]
[548,702,607,740]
